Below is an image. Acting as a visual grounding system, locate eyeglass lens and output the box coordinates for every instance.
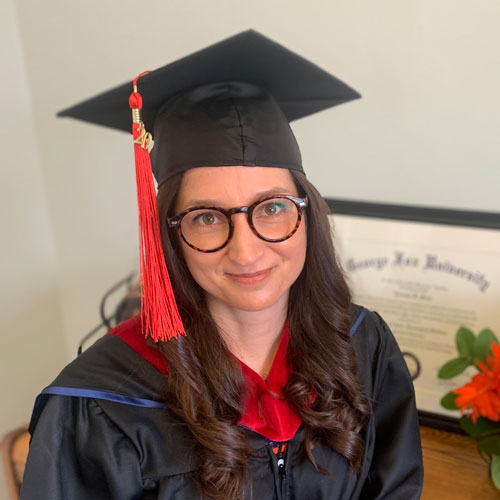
[180,198,299,251]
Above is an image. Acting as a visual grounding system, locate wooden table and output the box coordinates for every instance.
[420,426,499,499]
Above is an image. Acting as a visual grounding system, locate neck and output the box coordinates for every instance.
[207,294,288,379]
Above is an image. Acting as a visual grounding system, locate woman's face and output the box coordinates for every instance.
[175,166,307,315]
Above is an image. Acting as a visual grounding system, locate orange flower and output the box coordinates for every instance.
[453,342,500,423]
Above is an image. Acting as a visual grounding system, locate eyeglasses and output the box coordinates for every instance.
[167,194,308,253]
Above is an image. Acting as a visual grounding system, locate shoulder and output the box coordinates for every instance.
[349,305,408,396]
[25,317,197,483]
[350,304,399,356]
[52,315,167,394]
[29,316,169,432]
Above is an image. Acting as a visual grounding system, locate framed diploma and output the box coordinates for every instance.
[327,199,500,431]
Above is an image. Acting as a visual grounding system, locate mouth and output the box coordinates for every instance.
[225,268,273,285]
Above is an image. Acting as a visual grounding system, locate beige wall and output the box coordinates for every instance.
[2,0,500,497]
[1,0,67,498]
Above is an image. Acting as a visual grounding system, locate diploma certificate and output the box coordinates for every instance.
[327,200,500,423]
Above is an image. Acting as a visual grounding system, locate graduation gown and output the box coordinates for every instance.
[20,306,423,499]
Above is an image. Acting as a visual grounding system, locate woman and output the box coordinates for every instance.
[20,31,423,499]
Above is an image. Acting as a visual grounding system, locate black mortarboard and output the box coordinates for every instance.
[57,30,361,343]
[58,29,360,186]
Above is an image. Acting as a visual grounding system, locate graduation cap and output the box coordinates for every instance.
[58,29,360,343]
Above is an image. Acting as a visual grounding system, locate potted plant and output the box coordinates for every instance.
[438,326,500,490]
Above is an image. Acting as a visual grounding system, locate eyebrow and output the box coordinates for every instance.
[182,187,297,208]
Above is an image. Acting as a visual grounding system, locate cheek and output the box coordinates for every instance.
[296,220,307,255]
[296,234,307,271]
[181,245,217,287]
[284,226,307,274]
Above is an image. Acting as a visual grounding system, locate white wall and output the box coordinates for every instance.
[0,0,67,498]
[2,0,500,496]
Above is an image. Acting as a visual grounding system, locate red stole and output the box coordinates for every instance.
[109,316,302,441]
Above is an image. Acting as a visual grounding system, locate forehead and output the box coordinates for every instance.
[176,166,298,208]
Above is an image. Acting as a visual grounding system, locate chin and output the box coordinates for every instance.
[214,290,288,314]
[231,300,278,313]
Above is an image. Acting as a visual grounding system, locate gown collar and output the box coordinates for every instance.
[108,316,302,442]
[236,322,303,441]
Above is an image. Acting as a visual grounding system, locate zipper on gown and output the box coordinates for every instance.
[269,441,288,498]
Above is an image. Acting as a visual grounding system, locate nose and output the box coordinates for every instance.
[226,213,265,265]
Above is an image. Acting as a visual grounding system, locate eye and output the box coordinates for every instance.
[192,211,223,225]
[258,201,289,217]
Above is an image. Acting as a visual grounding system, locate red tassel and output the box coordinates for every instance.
[129,72,185,342]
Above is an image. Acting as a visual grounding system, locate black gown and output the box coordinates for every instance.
[20,306,423,499]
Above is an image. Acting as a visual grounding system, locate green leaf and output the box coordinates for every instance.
[478,435,500,455]
[456,326,475,358]
[473,329,499,364]
[459,416,500,436]
[438,357,471,379]
[481,328,500,343]
[440,391,459,410]
[491,454,500,490]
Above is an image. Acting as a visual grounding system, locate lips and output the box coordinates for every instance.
[225,268,273,285]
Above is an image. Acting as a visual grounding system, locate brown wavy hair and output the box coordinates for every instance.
[155,170,371,500]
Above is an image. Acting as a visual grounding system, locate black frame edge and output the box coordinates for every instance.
[325,198,500,229]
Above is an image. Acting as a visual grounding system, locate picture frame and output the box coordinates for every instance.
[326,198,500,432]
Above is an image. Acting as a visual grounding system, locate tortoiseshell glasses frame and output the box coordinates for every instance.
[167,194,308,253]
